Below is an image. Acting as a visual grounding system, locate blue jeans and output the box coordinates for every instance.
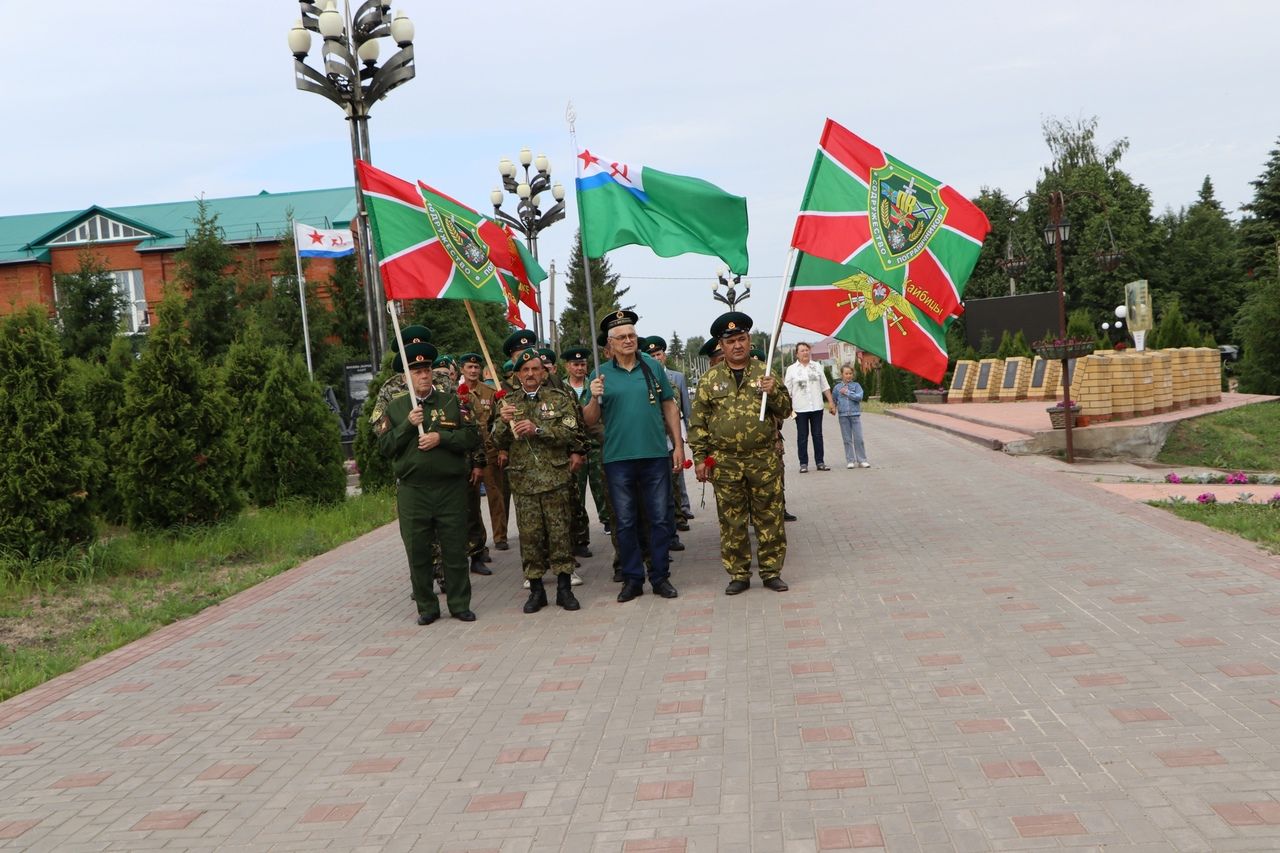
[605,457,674,584]
[838,414,867,464]
[794,410,825,466]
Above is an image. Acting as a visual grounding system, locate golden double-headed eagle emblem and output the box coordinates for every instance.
[833,272,918,335]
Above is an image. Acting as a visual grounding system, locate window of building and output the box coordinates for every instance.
[48,214,149,245]
[113,270,148,333]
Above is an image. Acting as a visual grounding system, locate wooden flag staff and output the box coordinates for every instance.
[385,302,425,437]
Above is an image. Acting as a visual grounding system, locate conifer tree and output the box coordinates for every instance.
[1238,137,1280,284]
[1234,274,1280,394]
[328,253,369,353]
[95,336,137,523]
[0,309,97,557]
[1157,177,1241,340]
[1151,298,1201,349]
[558,231,630,347]
[242,349,345,507]
[175,199,238,360]
[994,330,1017,359]
[223,325,278,490]
[117,293,242,528]
[55,250,128,362]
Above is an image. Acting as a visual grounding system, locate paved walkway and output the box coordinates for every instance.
[3,414,1280,851]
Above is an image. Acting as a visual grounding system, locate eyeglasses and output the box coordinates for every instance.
[610,333,638,341]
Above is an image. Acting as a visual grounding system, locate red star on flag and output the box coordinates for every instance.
[308,229,324,245]
[577,149,601,171]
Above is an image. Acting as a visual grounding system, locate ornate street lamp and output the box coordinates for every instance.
[288,0,416,368]
[491,149,566,344]
[711,270,751,310]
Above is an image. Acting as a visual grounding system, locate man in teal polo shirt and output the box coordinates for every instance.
[584,310,684,603]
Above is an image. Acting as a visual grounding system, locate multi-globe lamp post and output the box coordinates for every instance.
[491,149,566,345]
[287,0,416,367]
[711,270,751,310]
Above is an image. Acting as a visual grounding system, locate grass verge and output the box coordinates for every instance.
[1155,502,1280,555]
[0,491,396,703]
[1157,401,1280,471]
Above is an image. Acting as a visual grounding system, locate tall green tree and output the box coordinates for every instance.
[117,293,242,529]
[327,252,368,354]
[403,299,506,363]
[0,309,98,558]
[175,199,239,360]
[966,187,1023,300]
[242,349,345,507]
[54,250,128,362]
[1238,137,1280,284]
[1156,177,1241,340]
[558,231,630,348]
[668,331,685,361]
[1234,274,1280,394]
[353,359,397,492]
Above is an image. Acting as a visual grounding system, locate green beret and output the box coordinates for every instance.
[561,345,590,362]
[698,338,720,358]
[537,347,557,364]
[643,336,667,354]
[502,329,537,356]
[431,355,455,369]
[512,347,541,369]
[710,311,753,339]
[390,324,431,352]
[750,348,766,361]
[457,352,482,366]
[502,359,513,374]
[599,308,639,334]
[393,340,438,372]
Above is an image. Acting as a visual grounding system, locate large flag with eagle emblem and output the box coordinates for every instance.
[356,160,509,304]
[782,249,951,383]
[790,119,990,324]
[575,149,750,274]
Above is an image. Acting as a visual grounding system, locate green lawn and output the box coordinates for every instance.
[1158,502,1280,555]
[0,492,396,703]
[1157,401,1280,471]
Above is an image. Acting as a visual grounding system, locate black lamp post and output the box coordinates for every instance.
[491,149,566,345]
[711,270,751,310]
[288,1,416,369]
[1042,191,1078,461]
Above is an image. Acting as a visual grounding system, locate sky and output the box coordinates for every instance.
[8,1,1278,347]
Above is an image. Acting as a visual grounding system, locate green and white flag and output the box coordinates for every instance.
[575,149,749,273]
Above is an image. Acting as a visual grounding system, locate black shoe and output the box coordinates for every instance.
[725,579,750,595]
[617,580,644,602]
[762,576,789,592]
[523,579,547,613]
[816,463,830,471]
[494,541,510,551]
[669,538,686,552]
[469,556,492,575]
[482,548,493,563]
[784,512,798,522]
[676,520,690,532]
[612,569,623,583]
[450,610,477,621]
[556,573,581,611]
[416,613,439,625]
[652,579,679,599]
[572,544,592,558]
[602,522,611,534]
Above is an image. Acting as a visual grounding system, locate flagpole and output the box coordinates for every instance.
[759,247,797,420]
[463,300,502,392]
[567,101,602,380]
[291,220,315,381]
[386,301,425,437]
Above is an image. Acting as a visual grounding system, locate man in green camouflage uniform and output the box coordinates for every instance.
[375,339,479,623]
[457,353,496,575]
[688,312,793,595]
[492,348,587,613]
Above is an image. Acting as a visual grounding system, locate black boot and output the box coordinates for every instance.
[523,578,547,613]
[555,573,581,611]
[470,554,492,575]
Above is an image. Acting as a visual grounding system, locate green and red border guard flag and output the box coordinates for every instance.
[356,160,509,304]
[790,119,990,324]
[782,250,951,383]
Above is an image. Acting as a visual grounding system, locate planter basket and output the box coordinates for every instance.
[1046,404,1081,430]
[1034,341,1095,360]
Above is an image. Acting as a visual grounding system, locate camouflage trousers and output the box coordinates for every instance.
[466,477,487,558]
[709,451,787,581]
[576,446,611,526]
[513,486,576,580]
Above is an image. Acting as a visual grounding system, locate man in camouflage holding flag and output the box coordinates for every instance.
[688,311,793,595]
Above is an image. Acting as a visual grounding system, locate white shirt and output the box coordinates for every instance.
[783,360,830,413]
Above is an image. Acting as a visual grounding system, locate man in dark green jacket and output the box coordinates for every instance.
[376,341,480,624]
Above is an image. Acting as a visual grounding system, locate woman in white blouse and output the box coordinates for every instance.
[782,342,836,472]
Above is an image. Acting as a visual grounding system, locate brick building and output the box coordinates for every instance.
[0,188,356,332]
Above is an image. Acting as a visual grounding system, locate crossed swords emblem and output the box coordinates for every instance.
[833,273,919,335]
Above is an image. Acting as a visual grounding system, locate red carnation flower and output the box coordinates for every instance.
[494,389,507,401]
[704,456,716,469]
[457,382,469,396]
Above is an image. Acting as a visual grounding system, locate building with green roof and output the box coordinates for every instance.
[0,187,356,332]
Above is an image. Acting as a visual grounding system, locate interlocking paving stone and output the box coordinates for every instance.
[3,417,1280,849]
